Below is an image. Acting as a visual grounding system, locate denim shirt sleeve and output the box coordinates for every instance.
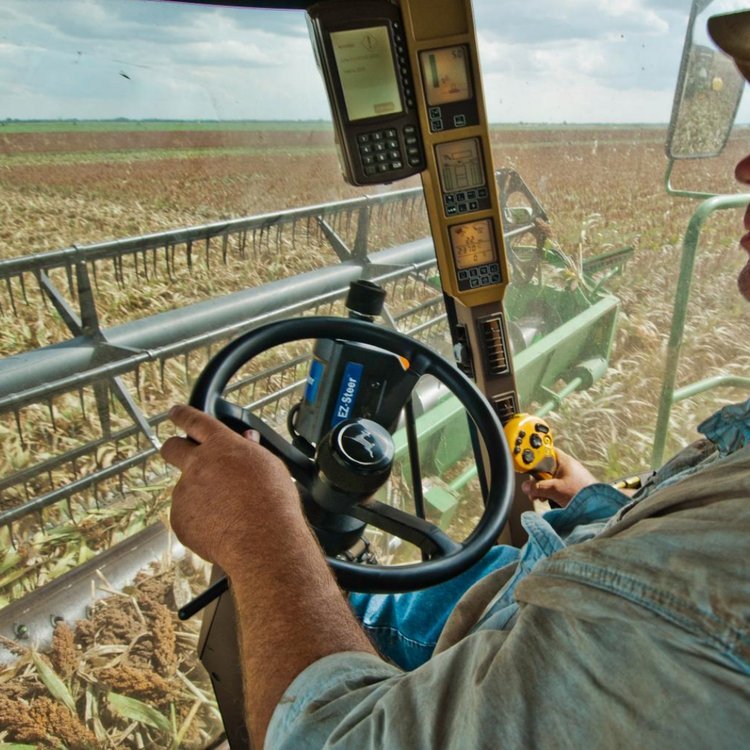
[265,652,401,749]
[267,570,750,749]
[468,482,631,633]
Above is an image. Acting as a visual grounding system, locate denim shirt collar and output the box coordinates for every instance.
[697,396,750,456]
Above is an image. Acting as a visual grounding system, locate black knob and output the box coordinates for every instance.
[346,280,387,321]
[316,418,394,498]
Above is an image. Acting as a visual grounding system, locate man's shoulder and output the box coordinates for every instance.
[517,445,750,668]
[605,441,750,533]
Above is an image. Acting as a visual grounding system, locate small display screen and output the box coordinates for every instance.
[450,219,497,270]
[331,26,403,122]
[435,138,485,192]
[420,45,472,106]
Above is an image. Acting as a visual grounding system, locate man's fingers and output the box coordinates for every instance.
[525,479,551,499]
[161,435,198,469]
[168,404,225,444]
[523,479,562,503]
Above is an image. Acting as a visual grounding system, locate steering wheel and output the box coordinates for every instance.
[190,316,514,593]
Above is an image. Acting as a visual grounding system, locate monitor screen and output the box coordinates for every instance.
[435,138,485,192]
[450,219,497,270]
[420,45,472,106]
[331,26,403,122]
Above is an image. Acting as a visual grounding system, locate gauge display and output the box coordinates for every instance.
[420,45,472,106]
[331,26,403,121]
[435,138,485,192]
[449,219,497,270]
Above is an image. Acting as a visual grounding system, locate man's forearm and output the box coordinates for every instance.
[161,406,380,746]
[226,505,377,747]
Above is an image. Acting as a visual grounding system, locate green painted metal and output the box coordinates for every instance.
[388,283,620,527]
[424,484,459,527]
[391,290,619,465]
[448,463,479,493]
[538,376,585,416]
[391,395,465,457]
[651,191,750,468]
[505,289,620,407]
[390,396,466,526]
[433,418,472,476]
[673,375,750,402]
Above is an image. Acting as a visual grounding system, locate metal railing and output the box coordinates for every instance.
[0,171,549,603]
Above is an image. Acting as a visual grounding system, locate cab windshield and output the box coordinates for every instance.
[0,1,748,747]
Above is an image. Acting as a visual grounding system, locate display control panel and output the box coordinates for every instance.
[308,0,426,185]
[308,0,508,306]
[420,45,479,132]
[435,138,491,216]
[449,219,502,292]
[308,0,517,428]
[356,123,421,178]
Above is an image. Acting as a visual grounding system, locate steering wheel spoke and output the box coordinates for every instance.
[214,397,314,484]
[348,498,462,558]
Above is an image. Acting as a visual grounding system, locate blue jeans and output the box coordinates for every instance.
[348,481,634,671]
[349,545,520,670]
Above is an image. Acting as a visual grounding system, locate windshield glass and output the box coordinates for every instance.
[0,1,748,747]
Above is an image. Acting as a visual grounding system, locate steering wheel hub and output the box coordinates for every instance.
[335,419,393,468]
[312,418,396,513]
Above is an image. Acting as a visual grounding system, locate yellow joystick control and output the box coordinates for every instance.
[503,413,558,479]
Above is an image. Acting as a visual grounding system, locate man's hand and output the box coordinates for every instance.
[160,403,376,746]
[160,404,301,574]
[522,448,599,507]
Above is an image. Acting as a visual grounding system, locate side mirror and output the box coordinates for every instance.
[666,0,745,159]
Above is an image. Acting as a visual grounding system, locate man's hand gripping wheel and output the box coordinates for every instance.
[177,317,514,618]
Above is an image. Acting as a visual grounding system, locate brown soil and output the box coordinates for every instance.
[0,125,666,156]
[0,128,334,154]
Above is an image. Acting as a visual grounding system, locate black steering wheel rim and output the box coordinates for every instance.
[190,316,514,593]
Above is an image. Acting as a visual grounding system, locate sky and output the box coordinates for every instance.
[0,0,748,124]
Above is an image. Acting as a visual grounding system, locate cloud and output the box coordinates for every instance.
[0,0,745,124]
[473,0,674,44]
[0,0,329,120]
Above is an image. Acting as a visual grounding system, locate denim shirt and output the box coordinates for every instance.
[267,399,750,749]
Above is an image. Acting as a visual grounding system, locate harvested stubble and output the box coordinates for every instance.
[1,125,750,747]
[0,557,222,749]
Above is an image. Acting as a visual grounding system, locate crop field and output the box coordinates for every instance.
[1,120,749,748]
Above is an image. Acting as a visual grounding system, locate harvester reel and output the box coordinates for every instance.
[189,316,514,593]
